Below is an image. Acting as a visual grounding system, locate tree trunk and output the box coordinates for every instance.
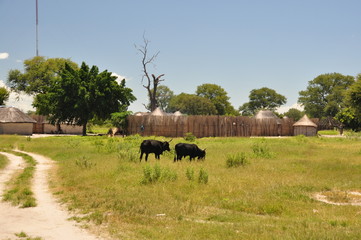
[82,123,87,136]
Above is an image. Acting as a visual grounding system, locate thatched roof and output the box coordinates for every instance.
[254,110,282,124]
[293,115,317,127]
[151,107,165,116]
[0,107,36,123]
[173,111,183,116]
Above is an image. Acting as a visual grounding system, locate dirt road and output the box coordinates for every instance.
[0,151,107,240]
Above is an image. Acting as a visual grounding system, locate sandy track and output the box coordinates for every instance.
[0,151,106,240]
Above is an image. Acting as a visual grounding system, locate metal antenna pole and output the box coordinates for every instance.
[36,0,39,56]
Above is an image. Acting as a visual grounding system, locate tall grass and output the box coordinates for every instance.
[2,135,361,239]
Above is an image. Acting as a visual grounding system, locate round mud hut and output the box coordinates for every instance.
[0,106,36,135]
[293,115,317,136]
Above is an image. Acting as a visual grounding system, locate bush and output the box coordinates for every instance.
[226,152,248,168]
[184,132,196,142]
[141,164,178,184]
[186,167,195,181]
[252,140,273,158]
[198,168,208,184]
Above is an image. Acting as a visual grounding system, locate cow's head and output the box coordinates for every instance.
[198,149,206,160]
[162,139,172,152]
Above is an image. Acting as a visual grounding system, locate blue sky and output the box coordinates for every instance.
[1,0,361,113]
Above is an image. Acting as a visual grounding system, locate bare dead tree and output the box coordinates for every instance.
[136,37,165,112]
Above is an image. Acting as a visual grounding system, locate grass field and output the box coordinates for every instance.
[1,135,361,239]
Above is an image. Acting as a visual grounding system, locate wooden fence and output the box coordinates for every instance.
[127,115,295,138]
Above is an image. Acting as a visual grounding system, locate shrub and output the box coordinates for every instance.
[76,156,96,169]
[141,164,178,184]
[184,132,196,142]
[226,152,248,168]
[252,140,273,158]
[186,167,195,181]
[198,168,208,184]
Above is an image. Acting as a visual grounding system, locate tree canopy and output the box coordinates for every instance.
[283,108,304,121]
[33,62,136,135]
[0,87,10,105]
[7,56,78,94]
[298,73,354,118]
[168,93,217,115]
[146,85,174,113]
[196,83,238,115]
[240,87,287,115]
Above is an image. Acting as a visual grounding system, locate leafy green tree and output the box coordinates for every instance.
[0,87,10,105]
[196,83,237,115]
[283,108,304,121]
[7,56,78,94]
[33,62,136,135]
[337,74,361,130]
[239,87,287,115]
[168,93,217,115]
[298,73,354,118]
[146,85,174,112]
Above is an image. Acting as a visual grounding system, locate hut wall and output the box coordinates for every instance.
[293,126,317,136]
[127,115,295,138]
[0,123,34,135]
[44,124,58,134]
[59,124,83,134]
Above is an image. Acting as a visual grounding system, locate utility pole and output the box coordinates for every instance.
[36,0,39,56]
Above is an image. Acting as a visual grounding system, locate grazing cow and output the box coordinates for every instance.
[174,143,206,162]
[139,139,172,162]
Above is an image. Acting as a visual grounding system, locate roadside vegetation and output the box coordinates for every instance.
[0,153,8,170]
[0,150,37,208]
[1,135,361,239]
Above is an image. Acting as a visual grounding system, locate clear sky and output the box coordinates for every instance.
[1,0,361,113]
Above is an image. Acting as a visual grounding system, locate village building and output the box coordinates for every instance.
[293,114,318,136]
[0,106,36,135]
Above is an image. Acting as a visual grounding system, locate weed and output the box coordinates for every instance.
[15,231,43,240]
[198,168,208,184]
[184,132,196,142]
[252,140,273,158]
[226,152,248,168]
[141,164,178,184]
[76,156,96,169]
[186,167,195,181]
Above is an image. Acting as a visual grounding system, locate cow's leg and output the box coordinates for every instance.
[140,152,143,162]
[145,153,149,162]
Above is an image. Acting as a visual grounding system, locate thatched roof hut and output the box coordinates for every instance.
[0,106,36,135]
[254,110,282,124]
[293,115,317,136]
[151,107,165,116]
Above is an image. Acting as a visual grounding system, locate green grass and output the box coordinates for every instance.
[1,135,361,239]
[2,150,37,208]
[318,130,341,135]
[14,231,43,240]
[0,153,8,169]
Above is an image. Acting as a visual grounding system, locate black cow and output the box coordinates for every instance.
[174,143,206,162]
[139,139,172,162]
